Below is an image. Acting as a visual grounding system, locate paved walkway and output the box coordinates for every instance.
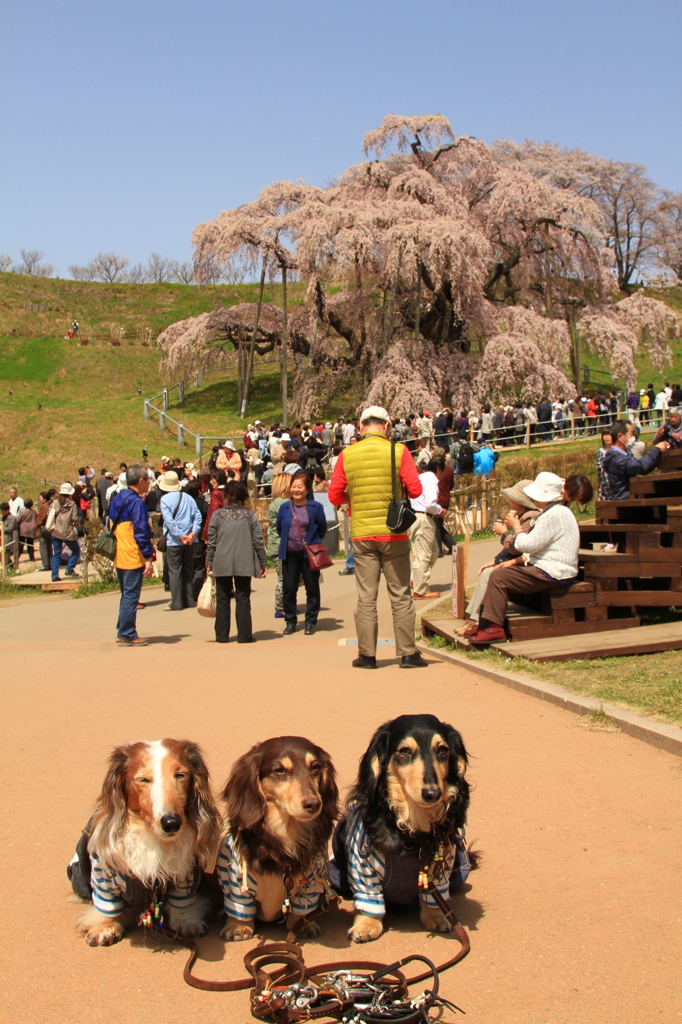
[1,550,680,1023]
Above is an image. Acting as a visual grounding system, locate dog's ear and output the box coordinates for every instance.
[348,722,393,810]
[183,742,221,870]
[444,723,468,778]
[88,744,131,870]
[316,747,339,825]
[443,723,470,829]
[222,746,266,831]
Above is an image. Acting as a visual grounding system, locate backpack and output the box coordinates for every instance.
[456,441,475,474]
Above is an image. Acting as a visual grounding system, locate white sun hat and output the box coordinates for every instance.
[523,472,565,503]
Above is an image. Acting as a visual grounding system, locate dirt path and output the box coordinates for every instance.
[1,552,680,1024]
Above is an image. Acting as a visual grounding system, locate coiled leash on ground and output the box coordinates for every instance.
[139,877,470,1020]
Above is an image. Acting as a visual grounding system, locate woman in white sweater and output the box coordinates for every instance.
[469,472,580,645]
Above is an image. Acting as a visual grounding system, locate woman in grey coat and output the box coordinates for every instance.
[207,480,267,644]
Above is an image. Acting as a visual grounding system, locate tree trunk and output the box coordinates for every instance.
[544,223,553,316]
[414,258,422,341]
[281,264,288,425]
[242,257,267,417]
[381,280,396,357]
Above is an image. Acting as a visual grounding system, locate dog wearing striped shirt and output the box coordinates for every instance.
[217,736,339,941]
[68,739,221,946]
[331,714,472,943]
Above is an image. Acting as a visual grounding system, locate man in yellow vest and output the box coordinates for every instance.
[328,406,428,669]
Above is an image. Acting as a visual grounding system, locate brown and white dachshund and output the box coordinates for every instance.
[69,739,221,946]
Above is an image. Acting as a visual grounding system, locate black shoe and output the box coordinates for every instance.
[352,654,377,669]
[338,567,355,575]
[65,570,81,577]
[304,624,315,635]
[283,623,297,635]
[238,636,257,644]
[400,652,429,669]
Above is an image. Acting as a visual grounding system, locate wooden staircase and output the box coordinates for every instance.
[421,449,682,658]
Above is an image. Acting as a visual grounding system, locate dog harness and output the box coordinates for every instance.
[330,808,470,918]
[217,832,330,923]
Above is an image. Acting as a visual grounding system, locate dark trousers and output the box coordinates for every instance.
[435,515,454,555]
[214,575,253,642]
[165,543,196,609]
[18,538,35,560]
[282,551,320,626]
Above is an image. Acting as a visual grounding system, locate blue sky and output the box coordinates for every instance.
[2,0,680,275]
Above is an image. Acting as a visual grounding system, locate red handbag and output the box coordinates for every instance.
[290,501,334,570]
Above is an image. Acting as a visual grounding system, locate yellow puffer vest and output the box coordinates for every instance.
[344,432,406,539]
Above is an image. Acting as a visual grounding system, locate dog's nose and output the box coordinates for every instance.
[421,787,441,804]
[302,797,321,814]
[160,813,182,834]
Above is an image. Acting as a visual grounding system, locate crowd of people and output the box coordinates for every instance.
[3,384,679,654]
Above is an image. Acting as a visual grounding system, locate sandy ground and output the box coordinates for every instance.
[1,546,680,1024]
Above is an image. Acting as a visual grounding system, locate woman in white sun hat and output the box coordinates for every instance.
[469,472,580,645]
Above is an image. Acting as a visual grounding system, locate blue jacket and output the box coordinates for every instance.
[275,498,327,561]
[603,445,662,500]
[474,446,498,478]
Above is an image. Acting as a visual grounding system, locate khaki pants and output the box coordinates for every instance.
[408,514,438,596]
[352,540,416,658]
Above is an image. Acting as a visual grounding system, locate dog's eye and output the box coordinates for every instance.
[310,762,322,773]
[135,777,151,784]
[175,772,188,779]
[272,765,287,776]
[436,746,450,761]
[395,746,413,762]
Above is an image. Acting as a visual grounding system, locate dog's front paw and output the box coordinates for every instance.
[420,904,453,934]
[165,906,208,938]
[221,917,255,941]
[348,914,383,943]
[85,920,125,946]
[288,914,320,939]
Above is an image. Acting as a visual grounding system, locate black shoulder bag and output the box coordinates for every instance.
[386,441,417,532]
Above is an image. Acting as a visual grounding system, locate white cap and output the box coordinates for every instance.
[281,433,291,441]
[223,440,236,450]
[360,405,390,423]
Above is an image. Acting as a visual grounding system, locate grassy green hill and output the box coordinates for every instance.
[0,272,680,495]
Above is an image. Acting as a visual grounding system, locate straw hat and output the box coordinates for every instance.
[501,479,538,510]
[157,471,182,492]
[523,472,564,503]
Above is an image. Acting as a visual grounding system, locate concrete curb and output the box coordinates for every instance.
[417,641,682,758]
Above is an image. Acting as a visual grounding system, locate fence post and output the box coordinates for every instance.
[178,380,185,404]
[178,423,184,446]
[570,410,575,441]
[195,434,203,457]
[144,400,150,421]
[525,420,531,448]
[12,530,19,571]
[159,411,165,431]
[195,371,202,389]
[163,388,169,411]
[1,533,5,578]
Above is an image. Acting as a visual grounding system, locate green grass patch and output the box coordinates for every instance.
[464,648,682,724]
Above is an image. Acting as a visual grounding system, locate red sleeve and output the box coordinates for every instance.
[327,451,348,507]
[399,446,423,499]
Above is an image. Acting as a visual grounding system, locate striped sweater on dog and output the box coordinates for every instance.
[217,833,324,921]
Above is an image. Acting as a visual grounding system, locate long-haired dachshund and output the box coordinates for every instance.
[331,713,472,943]
[68,739,221,946]
[217,735,339,941]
